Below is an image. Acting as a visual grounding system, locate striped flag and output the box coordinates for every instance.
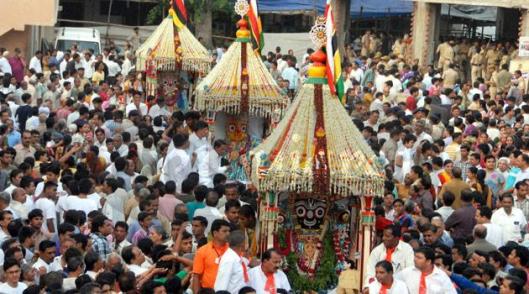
[324,0,345,103]
[247,0,264,52]
[169,0,188,29]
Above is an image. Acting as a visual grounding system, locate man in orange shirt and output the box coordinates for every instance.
[192,219,231,293]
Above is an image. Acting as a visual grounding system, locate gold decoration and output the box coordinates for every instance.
[234,0,250,17]
[135,17,211,74]
[195,41,288,118]
[251,83,385,197]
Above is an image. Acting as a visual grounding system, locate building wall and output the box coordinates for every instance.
[0,0,58,36]
[0,28,32,60]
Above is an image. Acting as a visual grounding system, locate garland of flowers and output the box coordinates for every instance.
[333,224,351,274]
[285,230,337,291]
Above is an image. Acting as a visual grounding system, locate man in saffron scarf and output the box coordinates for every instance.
[367,261,409,293]
[248,249,291,294]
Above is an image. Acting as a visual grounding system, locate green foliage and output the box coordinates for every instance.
[146,0,233,25]
[285,231,338,291]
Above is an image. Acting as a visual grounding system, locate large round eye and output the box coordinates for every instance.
[240,125,247,133]
[315,207,325,218]
[296,206,306,217]
[228,124,236,132]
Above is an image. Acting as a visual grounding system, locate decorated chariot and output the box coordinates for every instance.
[194,0,289,182]
[250,15,385,292]
[135,2,211,110]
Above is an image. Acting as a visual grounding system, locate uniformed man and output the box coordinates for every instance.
[484,44,500,81]
[436,40,455,72]
[470,48,483,84]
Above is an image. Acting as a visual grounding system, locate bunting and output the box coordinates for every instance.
[248,0,264,52]
[169,0,188,29]
[324,0,345,104]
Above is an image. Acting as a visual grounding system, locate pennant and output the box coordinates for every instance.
[169,0,188,29]
[324,0,345,104]
[248,0,264,52]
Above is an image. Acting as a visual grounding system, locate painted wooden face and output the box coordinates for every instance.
[295,198,326,230]
[226,116,247,144]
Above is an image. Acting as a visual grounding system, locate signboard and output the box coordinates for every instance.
[519,36,529,57]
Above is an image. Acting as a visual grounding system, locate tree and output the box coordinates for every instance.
[147,0,233,48]
[332,0,351,56]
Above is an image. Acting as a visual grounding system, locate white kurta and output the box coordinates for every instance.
[364,240,415,286]
[395,266,456,294]
[161,148,191,193]
[214,247,249,293]
[247,267,291,294]
[196,145,228,188]
[368,279,410,294]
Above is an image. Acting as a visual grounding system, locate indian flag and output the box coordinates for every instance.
[248,0,264,52]
[324,0,345,104]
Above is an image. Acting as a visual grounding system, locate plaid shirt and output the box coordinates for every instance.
[90,232,111,260]
[515,197,529,222]
[454,160,472,181]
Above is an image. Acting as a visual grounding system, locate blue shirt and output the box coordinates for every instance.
[281,67,299,90]
[7,131,20,147]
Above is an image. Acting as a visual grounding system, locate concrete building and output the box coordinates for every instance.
[0,0,59,58]
[410,0,529,66]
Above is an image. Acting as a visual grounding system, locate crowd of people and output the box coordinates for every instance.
[0,25,527,294]
[0,41,293,294]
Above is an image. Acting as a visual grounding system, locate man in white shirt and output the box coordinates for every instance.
[188,121,210,169]
[105,55,121,81]
[196,140,229,188]
[32,240,56,274]
[364,225,415,286]
[0,51,12,75]
[34,182,58,235]
[194,191,224,236]
[125,92,148,116]
[395,246,456,294]
[29,51,43,74]
[515,154,529,185]
[161,134,192,193]
[0,259,27,294]
[248,249,291,294]
[214,230,249,292]
[64,178,99,216]
[476,206,504,248]
[367,260,409,294]
[121,52,134,76]
[491,193,527,243]
[121,245,148,277]
[82,51,94,79]
[148,96,170,119]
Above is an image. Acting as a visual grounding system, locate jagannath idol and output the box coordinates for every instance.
[135,4,211,111]
[250,16,385,292]
[194,0,288,183]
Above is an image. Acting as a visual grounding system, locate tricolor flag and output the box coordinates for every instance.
[169,0,188,29]
[324,0,345,104]
[247,0,264,52]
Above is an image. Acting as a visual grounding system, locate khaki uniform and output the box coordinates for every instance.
[437,43,455,72]
[496,69,512,94]
[442,68,459,89]
[361,34,371,56]
[458,42,470,81]
[485,49,499,81]
[470,53,483,83]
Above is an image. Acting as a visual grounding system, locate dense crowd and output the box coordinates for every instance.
[0,27,527,294]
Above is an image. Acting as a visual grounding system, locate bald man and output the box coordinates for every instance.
[10,188,28,220]
[466,224,497,257]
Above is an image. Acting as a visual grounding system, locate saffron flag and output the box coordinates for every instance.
[248,0,264,52]
[324,0,345,104]
[169,0,188,29]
